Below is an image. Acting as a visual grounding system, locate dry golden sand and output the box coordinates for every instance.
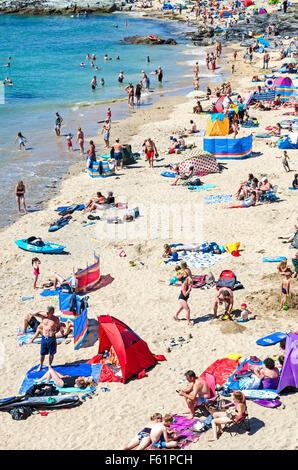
[0,42,297,450]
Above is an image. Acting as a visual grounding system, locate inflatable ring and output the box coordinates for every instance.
[266,78,274,88]
[148,35,158,41]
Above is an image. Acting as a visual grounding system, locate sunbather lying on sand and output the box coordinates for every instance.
[85,192,107,211]
[37,365,94,388]
[278,224,298,243]
[123,413,163,450]
[266,123,281,136]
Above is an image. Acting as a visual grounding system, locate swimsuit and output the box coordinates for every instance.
[137,427,151,440]
[28,316,40,333]
[282,287,287,294]
[146,150,154,160]
[62,376,79,388]
[33,266,40,276]
[40,336,57,356]
[153,434,167,449]
[114,152,122,162]
[179,290,189,301]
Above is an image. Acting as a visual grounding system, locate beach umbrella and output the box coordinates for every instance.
[282,57,297,65]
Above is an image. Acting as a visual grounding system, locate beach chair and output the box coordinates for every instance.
[196,373,220,414]
[261,185,278,203]
[223,398,250,437]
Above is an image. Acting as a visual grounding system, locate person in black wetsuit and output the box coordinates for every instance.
[38,366,94,388]
[174,277,193,325]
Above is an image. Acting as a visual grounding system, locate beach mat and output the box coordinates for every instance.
[262,256,287,263]
[17,328,66,347]
[19,363,102,394]
[200,358,239,386]
[165,251,227,269]
[188,184,216,191]
[256,332,287,346]
[40,289,61,297]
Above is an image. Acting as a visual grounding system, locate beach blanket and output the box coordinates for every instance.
[40,289,61,297]
[165,251,228,269]
[19,363,102,394]
[188,184,216,191]
[169,415,201,449]
[204,195,233,204]
[17,328,66,347]
[200,358,239,386]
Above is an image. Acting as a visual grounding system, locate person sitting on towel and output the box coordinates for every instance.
[186,120,197,134]
[37,365,94,389]
[213,288,234,319]
[178,370,210,418]
[86,192,107,211]
[28,317,73,343]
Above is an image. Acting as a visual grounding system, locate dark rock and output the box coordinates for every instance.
[119,35,177,45]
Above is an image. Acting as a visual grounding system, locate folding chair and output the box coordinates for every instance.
[195,373,221,415]
[223,399,251,437]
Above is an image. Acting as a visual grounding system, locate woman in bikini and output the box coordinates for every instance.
[76,127,85,156]
[174,277,193,325]
[37,366,94,389]
[208,391,247,441]
[15,180,28,214]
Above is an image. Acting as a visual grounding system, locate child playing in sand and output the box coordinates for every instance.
[150,414,179,449]
[67,133,73,152]
[234,303,253,323]
[32,257,41,289]
[169,265,181,285]
[281,270,291,310]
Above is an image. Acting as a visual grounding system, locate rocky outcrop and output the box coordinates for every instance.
[189,9,298,45]
[119,35,177,45]
[0,0,129,14]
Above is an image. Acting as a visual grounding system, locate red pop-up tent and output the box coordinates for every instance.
[89,315,159,383]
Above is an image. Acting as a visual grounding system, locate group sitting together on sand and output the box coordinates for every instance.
[123,351,284,449]
[224,173,274,208]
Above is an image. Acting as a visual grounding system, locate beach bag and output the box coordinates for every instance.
[209,242,221,254]
[69,275,78,291]
[25,383,59,399]
[216,270,237,290]
[9,406,32,421]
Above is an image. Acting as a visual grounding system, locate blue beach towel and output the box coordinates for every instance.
[188,184,216,191]
[40,289,61,297]
[19,363,102,394]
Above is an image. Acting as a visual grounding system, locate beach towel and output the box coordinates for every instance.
[40,289,61,297]
[165,251,228,270]
[204,195,233,204]
[225,359,278,394]
[19,363,102,395]
[170,415,201,449]
[17,328,66,347]
[262,256,287,263]
[200,358,239,386]
[188,184,216,191]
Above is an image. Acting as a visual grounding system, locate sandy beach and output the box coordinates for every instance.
[0,7,297,451]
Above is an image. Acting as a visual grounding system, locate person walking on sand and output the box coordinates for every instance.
[76,127,84,155]
[32,257,41,290]
[15,180,27,214]
[174,277,193,325]
[144,137,158,168]
[102,120,111,148]
[276,151,290,172]
[178,370,209,418]
[55,112,63,136]
[15,132,27,151]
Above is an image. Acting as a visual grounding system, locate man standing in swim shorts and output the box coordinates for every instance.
[112,138,124,171]
[29,306,60,371]
[144,138,158,168]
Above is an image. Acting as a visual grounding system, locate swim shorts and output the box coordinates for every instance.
[28,316,40,333]
[114,152,122,162]
[146,150,154,160]
[104,131,109,141]
[197,397,208,405]
[153,439,167,449]
[40,336,57,356]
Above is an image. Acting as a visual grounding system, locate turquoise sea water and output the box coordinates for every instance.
[0,13,197,228]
